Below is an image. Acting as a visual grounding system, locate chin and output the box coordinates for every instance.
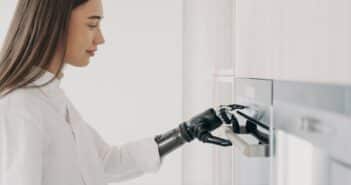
[68,59,89,67]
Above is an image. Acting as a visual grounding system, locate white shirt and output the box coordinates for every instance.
[0,70,162,185]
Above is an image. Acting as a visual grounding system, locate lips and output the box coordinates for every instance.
[86,49,97,56]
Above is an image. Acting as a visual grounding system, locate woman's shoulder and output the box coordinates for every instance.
[0,87,50,141]
[0,87,47,121]
[1,86,42,102]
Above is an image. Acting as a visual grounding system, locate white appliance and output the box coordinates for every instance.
[217,78,273,185]
[272,81,351,185]
[231,78,272,185]
[218,78,351,185]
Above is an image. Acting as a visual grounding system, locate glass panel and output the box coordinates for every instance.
[232,135,270,185]
[329,161,351,184]
[345,87,351,115]
[275,130,328,185]
[233,78,272,185]
[212,76,234,185]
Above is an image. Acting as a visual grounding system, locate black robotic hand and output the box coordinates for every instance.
[154,104,246,157]
[179,104,247,146]
[178,108,232,146]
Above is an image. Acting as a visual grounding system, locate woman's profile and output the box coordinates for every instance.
[0,1,234,185]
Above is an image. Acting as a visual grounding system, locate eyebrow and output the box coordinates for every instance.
[88,15,103,20]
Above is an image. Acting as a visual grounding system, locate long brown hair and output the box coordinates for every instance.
[0,0,88,97]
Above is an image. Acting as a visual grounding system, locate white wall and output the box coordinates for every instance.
[0,0,18,47]
[0,1,183,185]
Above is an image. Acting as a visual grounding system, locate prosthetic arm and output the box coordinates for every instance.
[154,104,247,157]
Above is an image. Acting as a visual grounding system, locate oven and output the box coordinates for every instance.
[218,78,351,185]
[272,81,351,185]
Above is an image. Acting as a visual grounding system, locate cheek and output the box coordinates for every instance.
[65,29,94,60]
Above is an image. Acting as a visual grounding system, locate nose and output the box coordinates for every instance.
[95,28,105,45]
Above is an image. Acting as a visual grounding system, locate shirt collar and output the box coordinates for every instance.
[29,66,63,96]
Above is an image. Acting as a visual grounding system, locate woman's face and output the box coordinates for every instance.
[64,0,105,67]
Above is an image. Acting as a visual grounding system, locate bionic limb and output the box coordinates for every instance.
[154,104,246,158]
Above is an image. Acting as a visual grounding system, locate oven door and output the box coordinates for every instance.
[272,81,351,185]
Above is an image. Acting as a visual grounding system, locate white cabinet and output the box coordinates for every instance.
[235,0,279,79]
[276,0,351,85]
[235,0,351,84]
[212,1,235,74]
[182,1,236,185]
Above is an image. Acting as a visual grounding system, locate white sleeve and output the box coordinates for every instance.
[85,124,162,183]
[0,110,45,185]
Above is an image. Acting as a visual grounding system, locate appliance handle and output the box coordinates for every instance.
[298,116,334,135]
[224,126,269,157]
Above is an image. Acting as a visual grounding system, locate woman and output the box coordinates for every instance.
[0,0,234,185]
